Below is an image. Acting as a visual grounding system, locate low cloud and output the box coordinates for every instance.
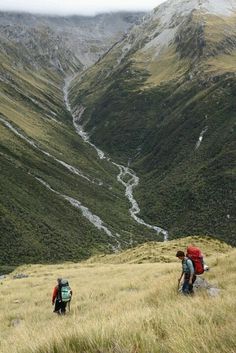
[0,0,166,16]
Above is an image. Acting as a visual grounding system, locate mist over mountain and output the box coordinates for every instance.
[0,11,144,66]
[0,0,162,16]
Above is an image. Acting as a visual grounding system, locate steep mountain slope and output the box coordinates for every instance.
[70,0,236,244]
[0,11,160,271]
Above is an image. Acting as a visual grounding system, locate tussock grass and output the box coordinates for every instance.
[86,236,232,264]
[133,47,189,88]
[204,14,236,44]
[206,51,236,74]
[0,237,235,353]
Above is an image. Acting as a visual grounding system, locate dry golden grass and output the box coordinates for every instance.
[204,14,236,44]
[133,47,189,88]
[86,236,232,264]
[202,13,236,75]
[0,237,235,353]
[205,51,236,75]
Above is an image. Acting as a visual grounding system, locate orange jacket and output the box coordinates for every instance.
[52,285,59,303]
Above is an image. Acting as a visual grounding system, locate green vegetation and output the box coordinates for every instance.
[1,9,235,270]
[71,66,236,244]
[0,27,159,269]
[70,12,236,245]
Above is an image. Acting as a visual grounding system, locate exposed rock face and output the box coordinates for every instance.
[13,274,29,279]
[194,276,220,297]
[11,318,22,327]
[0,11,144,67]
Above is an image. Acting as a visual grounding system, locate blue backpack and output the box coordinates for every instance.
[60,279,72,302]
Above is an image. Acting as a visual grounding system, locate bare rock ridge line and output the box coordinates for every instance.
[64,75,169,241]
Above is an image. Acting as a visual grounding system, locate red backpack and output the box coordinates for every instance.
[186,246,204,275]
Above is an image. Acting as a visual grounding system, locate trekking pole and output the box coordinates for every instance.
[177,278,181,293]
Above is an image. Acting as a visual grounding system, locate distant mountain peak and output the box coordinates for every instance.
[155,0,236,23]
[124,0,236,65]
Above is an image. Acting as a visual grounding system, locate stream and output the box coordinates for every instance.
[64,75,168,241]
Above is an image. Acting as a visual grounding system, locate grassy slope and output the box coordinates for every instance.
[0,237,235,353]
[86,235,232,264]
[70,13,236,244]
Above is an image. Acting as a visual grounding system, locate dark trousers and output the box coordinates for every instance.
[182,274,196,295]
[54,299,67,314]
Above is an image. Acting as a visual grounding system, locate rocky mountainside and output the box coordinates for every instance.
[0,11,143,67]
[70,0,236,244]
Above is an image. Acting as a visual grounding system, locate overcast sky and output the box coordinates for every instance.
[0,0,166,16]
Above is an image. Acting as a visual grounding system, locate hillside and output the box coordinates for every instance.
[86,235,232,264]
[0,237,235,353]
[70,0,236,244]
[0,11,160,271]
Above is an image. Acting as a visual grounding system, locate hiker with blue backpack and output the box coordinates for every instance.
[52,278,72,314]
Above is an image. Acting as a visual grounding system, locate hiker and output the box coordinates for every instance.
[52,278,72,314]
[176,250,196,295]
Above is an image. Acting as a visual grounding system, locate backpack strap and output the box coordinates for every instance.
[183,258,194,274]
[186,258,195,275]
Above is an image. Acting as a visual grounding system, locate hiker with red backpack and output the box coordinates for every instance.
[176,246,206,295]
[52,278,72,315]
[176,250,196,295]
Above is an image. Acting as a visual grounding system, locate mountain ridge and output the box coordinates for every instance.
[0,11,144,66]
[69,0,236,244]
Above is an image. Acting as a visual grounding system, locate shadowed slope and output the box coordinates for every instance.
[70,0,236,244]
